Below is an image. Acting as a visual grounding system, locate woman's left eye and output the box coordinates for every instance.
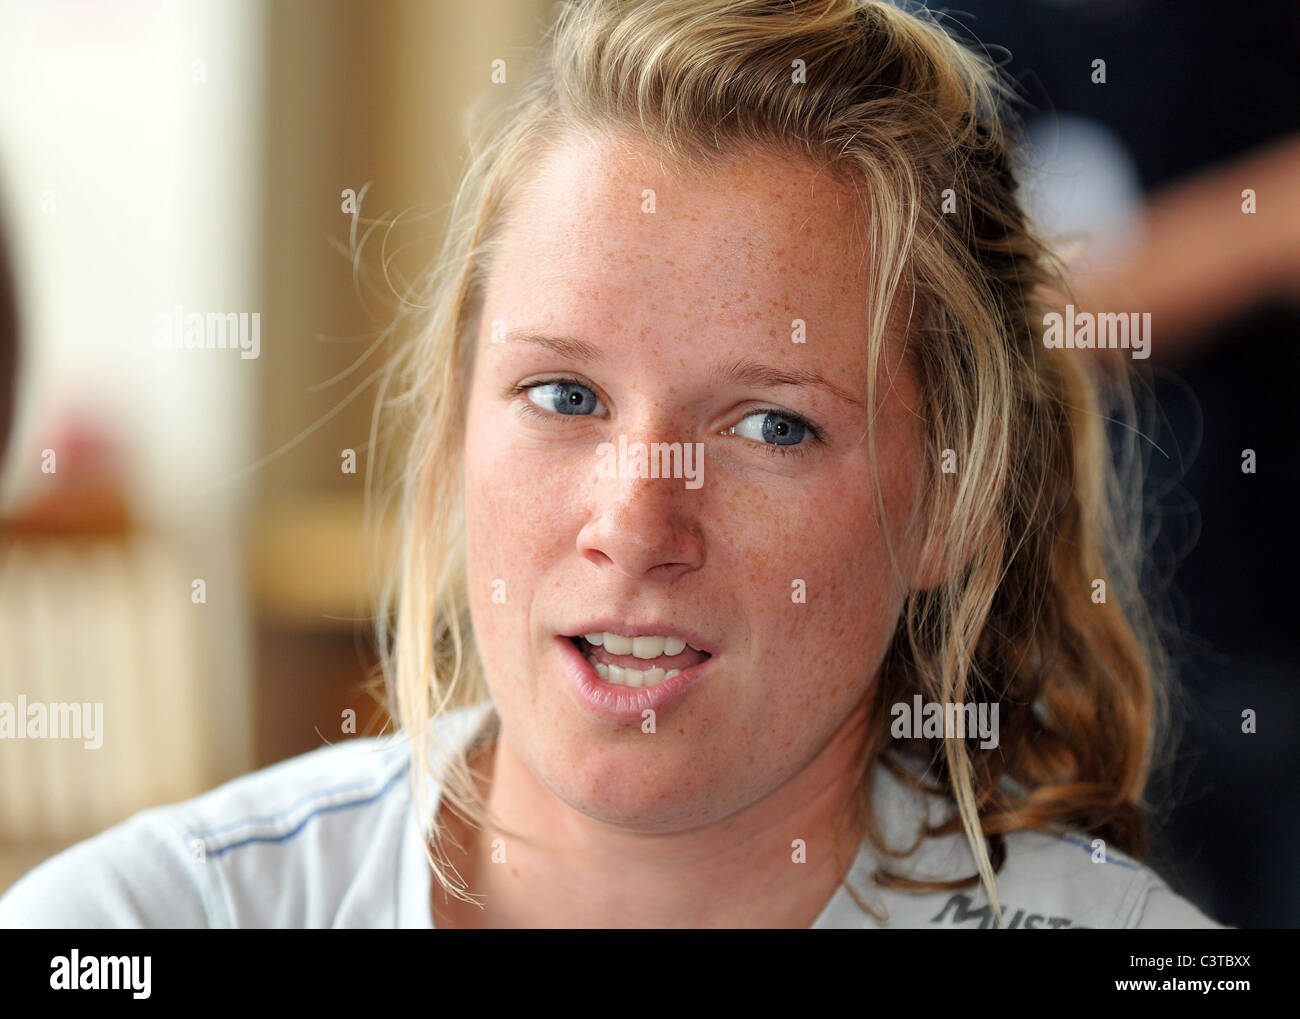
[522,380,604,416]
[725,409,822,454]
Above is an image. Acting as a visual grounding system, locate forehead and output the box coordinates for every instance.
[485,130,872,336]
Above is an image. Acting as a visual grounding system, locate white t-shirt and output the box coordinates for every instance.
[0,700,1226,928]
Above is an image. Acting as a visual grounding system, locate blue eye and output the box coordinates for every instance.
[512,377,823,460]
[726,409,817,449]
[525,380,603,416]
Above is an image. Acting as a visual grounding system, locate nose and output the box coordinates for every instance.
[576,432,706,583]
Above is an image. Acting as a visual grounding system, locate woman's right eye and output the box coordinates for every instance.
[524,379,604,416]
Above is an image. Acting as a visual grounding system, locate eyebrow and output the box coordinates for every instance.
[505,330,864,409]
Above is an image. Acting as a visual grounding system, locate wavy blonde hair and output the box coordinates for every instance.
[370,0,1169,928]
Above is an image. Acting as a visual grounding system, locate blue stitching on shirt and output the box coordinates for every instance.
[1059,832,1139,869]
[195,766,408,858]
[185,777,392,840]
[184,741,407,839]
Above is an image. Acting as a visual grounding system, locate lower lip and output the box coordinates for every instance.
[557,635,716,723]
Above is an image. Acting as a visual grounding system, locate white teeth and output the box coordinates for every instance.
[581,632,703,656]
[577,630,710,688]
[602,633,633,655]
[631,635,665,659]
[590,660,682,688]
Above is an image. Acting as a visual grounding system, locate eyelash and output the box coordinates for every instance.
[509,377,825,458]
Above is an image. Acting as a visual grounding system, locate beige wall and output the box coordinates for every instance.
[253,0,552,764]
[260,0,551,496]
[0,0,555,893]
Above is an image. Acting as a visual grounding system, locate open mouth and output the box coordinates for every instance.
[568,633,713,689]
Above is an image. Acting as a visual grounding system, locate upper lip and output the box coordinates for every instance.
[562,620,717,655]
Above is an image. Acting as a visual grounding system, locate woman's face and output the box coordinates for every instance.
[463,131,930,832]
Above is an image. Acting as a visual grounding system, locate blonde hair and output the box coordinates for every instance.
[371,0,1168,928]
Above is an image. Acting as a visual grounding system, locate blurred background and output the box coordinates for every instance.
[0,0,1295,928]
[0,0,553,893]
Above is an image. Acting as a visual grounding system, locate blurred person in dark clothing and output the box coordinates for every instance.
[942,0,1300,927]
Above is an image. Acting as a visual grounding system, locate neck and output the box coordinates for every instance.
[434,699,872,928]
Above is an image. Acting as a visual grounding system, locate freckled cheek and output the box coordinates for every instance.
[464,414,581,691]
[733,486,896,693]
[464,438,539,657]
[467,483,573,599]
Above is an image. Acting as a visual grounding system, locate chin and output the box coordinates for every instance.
[545,752,721,831]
